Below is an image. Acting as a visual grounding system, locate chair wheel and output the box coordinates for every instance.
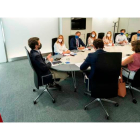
[132,99,137,104]
[33,89,36,92]
[52,100,55,103]
[33,101,37,104]
[115,103,119,107]
[106,115,109,120]
[84,107,87,110]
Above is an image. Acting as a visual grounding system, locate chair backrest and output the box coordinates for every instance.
[86,33,91,46]
[114,33,120,43]
[91,52,122,98]
[52,38,57,55]
[25,47,39,89]
[129,32,137,42]
[98,32,105,39]
[132,68,140,87]
[69,35,75,48]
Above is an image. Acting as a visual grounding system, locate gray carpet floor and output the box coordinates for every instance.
[0,59,140,122]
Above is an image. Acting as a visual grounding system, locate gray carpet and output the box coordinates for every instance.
[0,59,140,122]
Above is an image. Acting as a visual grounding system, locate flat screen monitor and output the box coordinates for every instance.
[71,18,86,30]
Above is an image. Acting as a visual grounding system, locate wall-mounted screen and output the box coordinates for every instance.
[71,18,86,30]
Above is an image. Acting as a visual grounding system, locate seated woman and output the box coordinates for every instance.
[88,31,97,47]
[54,35,70,55]
[122,40,140,80]
[103,31,113,46]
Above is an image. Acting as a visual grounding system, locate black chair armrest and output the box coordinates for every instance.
[41,73,55,86]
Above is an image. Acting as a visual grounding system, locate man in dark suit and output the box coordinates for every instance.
[70,31,86,50]
[28,37,58,86]
[80,39,106,90]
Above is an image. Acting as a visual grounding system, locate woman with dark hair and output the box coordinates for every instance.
[122,40,140,79]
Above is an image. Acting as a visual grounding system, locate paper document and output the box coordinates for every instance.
[64,54,70,56]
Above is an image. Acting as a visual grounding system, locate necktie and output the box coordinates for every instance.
[76,39,79,47]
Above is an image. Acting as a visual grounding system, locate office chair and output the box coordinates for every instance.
[84,52,122,120]
[98,32,105,39]
[129,32,137,42]
[25,47,59,104]
[113,33,120,44]
[69,35,75,49]
[86,33,91,46]
[114,33,120,43]
[52,38,57,55]
[122,68,140,104]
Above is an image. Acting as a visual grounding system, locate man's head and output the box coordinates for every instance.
[120,29,126,35]
[75,31,81,39]
[93,39,104,50]
[28,37,42,50]
[137,30,140,36]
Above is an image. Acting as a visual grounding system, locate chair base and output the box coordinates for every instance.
[126,84,138,104]
[84,98,119,120]
[33,85,57,104]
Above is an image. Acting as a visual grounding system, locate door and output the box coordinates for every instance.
[0,18,7,63]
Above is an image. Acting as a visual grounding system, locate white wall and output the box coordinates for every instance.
[118,18,140,33]
[2,18,59,59]
[92,18,119,36]
[0,19,7,63]
[60,18,92,48]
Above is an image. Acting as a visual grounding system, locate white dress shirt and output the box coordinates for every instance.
[115,34,128,44]
[54,42,68,54]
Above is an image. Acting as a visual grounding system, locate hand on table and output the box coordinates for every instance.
[46,53,52,59]
[48,58,53,62]
[119,41,123,44]
[78,46,85,50]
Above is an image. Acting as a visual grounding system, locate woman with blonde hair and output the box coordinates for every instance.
[103,31,113,45]
[54,35,70,55]
[88,31,97,46]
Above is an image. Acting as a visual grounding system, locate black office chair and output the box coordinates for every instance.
[84,52,122,120]
[98,32,105,39]
[114,33,120,43]
[52,38,57,55]
[86,33,91,46]
[129,32,137,42]
[69,35,75,49]
[25,46,57,104]
[123,68,140,104]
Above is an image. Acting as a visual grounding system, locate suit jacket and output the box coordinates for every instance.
[70,37,86,50]
[30,50,52,86]
[131,34,138,42]
[80,49,106,79]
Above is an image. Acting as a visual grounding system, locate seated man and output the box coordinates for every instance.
[115,29,128,45]
[28,37,68,87]
[80,39,106,91]
[131,30,140,42]
[70,31,86,50]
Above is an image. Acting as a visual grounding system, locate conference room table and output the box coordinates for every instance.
[51,44,134,92]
